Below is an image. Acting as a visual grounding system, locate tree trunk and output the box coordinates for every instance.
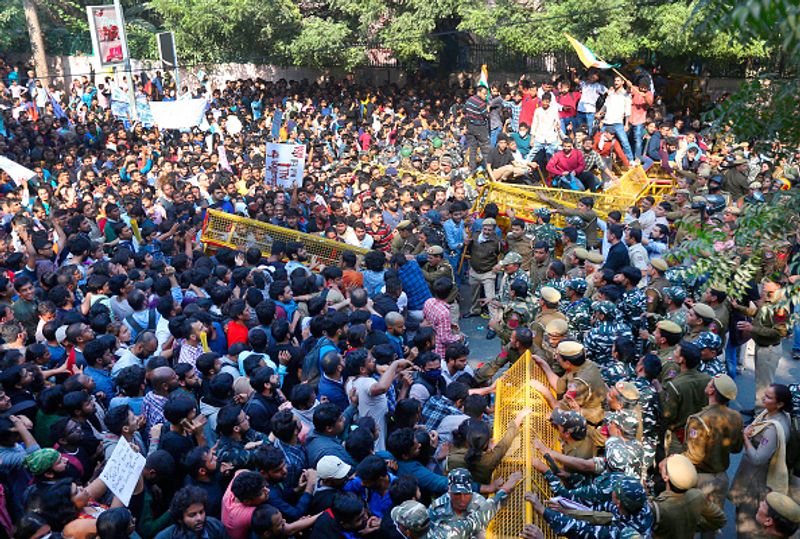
[21,0,49,80]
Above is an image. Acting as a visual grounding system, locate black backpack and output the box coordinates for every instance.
[125,308,157,336]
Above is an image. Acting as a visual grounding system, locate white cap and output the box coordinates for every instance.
[317,455,352,480]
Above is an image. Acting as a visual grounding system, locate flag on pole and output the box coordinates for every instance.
[564,34,617,70]
[478,64,489,90]
[49,94,67,120]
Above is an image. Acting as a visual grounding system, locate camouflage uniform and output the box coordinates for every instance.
[584,302,633,369]
[618,287,647,349]
[528,222,559,255]
[564,297,593,336]
[497,267,529,303]
[428,468,510,539]
[536,277,566,299]
[694,332,726,377]
[630,376,662,457]
[545,438,643,506]
[565,215,588,248]
[496,298,537,344]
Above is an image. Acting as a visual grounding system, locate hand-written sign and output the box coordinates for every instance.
[265,143,306,188]
[99,437,146,506]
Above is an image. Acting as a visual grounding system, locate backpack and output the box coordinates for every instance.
[301,336,337,387]
[125,308,157,336]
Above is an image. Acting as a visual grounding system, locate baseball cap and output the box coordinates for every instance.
[317,456,352,480]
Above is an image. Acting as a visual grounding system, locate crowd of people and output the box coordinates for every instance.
[1,54,800,539]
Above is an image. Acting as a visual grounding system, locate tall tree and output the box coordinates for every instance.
[21,0,49,79]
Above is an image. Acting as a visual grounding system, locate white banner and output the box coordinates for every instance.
[265,142,306,188]
[99,437,145,506]
[148,99,208,130]
[0,156,37,186]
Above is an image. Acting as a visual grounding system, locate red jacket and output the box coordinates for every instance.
[547,149,585,176]
[519,93,539,128]
[593,132,631,168]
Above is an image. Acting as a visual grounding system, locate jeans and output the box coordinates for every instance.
[560,117,580,138]
[604,123,634,161]
[531,141,559,162]
[553,173,585,191]
[578,112,596,135]
[631,123,646,160]
[725,341,740,378]
[490,126,501,147]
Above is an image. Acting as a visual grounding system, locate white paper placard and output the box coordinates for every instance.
[99,437,146,506]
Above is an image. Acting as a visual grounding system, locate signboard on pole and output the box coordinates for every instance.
[265,143,306,188]
[86,5,129,68]
[156,32,178,69]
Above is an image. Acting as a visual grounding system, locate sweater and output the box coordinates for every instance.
[547,150,585,176]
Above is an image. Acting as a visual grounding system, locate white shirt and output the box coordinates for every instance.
[602,89,631,125]
[112,348,144,378]
[578,82,607,113]
[531,105,560,144]
[347,376,389,451]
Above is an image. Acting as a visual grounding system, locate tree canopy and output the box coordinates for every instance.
[2,0,780,70]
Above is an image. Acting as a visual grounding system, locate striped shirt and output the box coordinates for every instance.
[464,95,488,125]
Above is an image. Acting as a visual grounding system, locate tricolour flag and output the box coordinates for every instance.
[478,64,489,89]
[565,34,616,70]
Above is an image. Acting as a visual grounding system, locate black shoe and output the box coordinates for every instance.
[486,330,497,340]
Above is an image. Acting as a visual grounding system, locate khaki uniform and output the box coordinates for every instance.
[651,489,726,539]
[561,244,578,272]
[536,307,568,329]
[556,360,607,425]
[506,235,533,271]
[646,276,671,313]
[563,436,597,459]
[391,233,422,255]
[660,368,712,454]
[748,302,789,412]
[529,256,551,292]
[683,404,744,508]
[422,260,459,305]
[559,207,600,249]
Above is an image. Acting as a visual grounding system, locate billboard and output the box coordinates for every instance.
[86,4,129,67]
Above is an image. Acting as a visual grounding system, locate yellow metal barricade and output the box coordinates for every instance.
[488,351,560,539]
[200,209,369,267]
[473,165,674,226]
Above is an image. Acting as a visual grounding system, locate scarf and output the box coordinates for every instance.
[749,410,789,495]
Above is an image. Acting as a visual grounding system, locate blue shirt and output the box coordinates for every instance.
[443,219,465,253]
[345,473,397,518]
[85,367,115,406]
[318,374,349,412]
[397,260,432,311]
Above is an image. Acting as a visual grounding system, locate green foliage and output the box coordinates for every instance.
[459,0,770,65]
[0,3,29,51]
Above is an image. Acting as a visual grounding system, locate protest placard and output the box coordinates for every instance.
[265,142,306,188]
[99,437,146,506]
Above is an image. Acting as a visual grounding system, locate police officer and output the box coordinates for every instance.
[506,219,533,271]
[389,501,430,539]
[473,327,533,386]
[646,320,683,381]
[421,245,459,320]
[584,301,633,369]
[756,492,800,538]
[391,220,421,255]
[494,252,529,304]
[550,408,595,458]
[525,476,653,538]
[657,286,689,330]
[614,266,647,349]
[563,279,592,335]
[490,279,536,345]
[533,340,607,426]
[694,332,726,377]
[427,468,522,539]
[528,208,559,255]
[535,286,567,328]
[682,374,743,522]
[651,454,726,539]
[685,302,715,340]
[645,258,671,312]
[538,319,569,375]
[529,241,552,293]
[561,226,580,272]
[660,340,712,455]
[566,248,589,279]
